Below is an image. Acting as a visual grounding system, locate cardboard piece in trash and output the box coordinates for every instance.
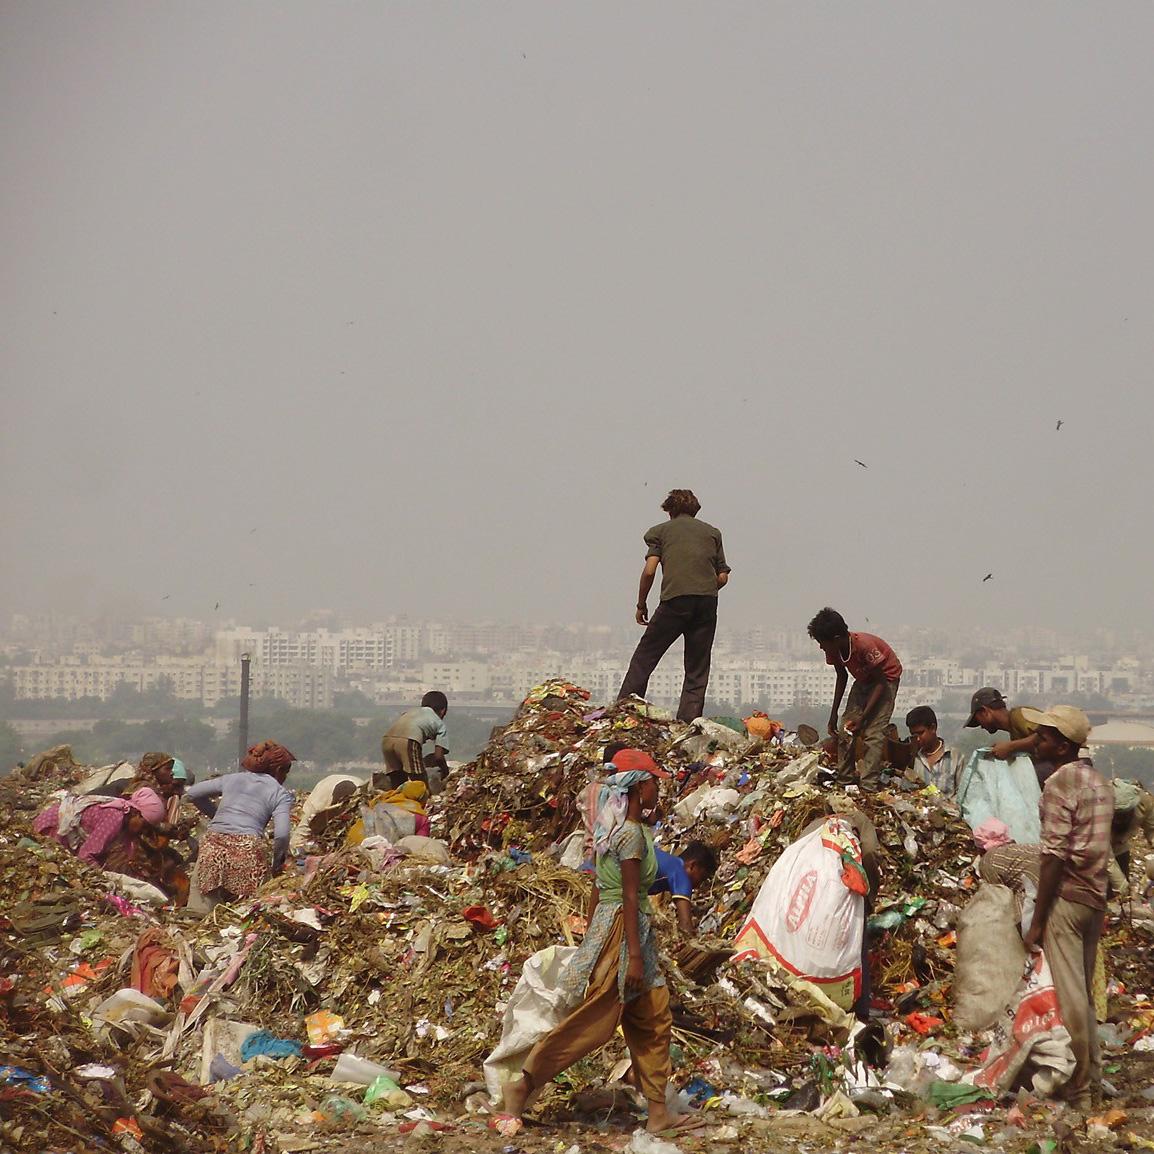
[199,1017,260,1085]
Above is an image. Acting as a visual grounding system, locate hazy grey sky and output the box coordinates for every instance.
[3,2,1152,633]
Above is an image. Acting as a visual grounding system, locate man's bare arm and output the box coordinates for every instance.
[673,897,695,935]
[990,733,1041,760]
[845,680,887,734]
[635,556,659,625]
[829,668,848,736]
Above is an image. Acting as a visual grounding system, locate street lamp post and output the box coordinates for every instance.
[238,652,251,768]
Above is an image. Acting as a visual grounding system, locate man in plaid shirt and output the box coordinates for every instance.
[1023,706,1111,1110]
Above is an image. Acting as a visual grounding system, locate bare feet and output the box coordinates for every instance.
[645,1100,676,1133]
[501,1075,531,1119]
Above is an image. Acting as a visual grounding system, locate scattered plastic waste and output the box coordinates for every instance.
[331,1052,403,1085]
[628,1129,683,1154]
[2,695,1152,1153]
[239,1029,303,1061]
[0,1066,50,1094]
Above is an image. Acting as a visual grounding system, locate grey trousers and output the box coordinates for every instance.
[837,679,899,790]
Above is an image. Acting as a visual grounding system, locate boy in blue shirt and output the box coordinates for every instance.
[651,841,718,934]
[580,826,717,935]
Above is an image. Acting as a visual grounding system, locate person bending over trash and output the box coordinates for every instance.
[501,750,687,1135]
[580,839,718,936]
[618,489,731,724]
[291,772,367,850]
[130,751,178,799]
[964,687,1044,764]
[185,740,295,911]
[1108,778,1154,900]
[649,842,718,935]
[906,706,958,795]
[808,607,902,791]
[33,786,167,869]
[87,751,177,803]
[166,757,193,819]
[1022,707,1111,1111]
[381,691,450,792]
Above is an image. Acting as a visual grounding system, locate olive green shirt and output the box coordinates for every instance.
[644,516,730,602]
[1009,706,1041,741]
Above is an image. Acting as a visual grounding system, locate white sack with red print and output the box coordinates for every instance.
[732,818,865,1010]
[965,950,1075,1097]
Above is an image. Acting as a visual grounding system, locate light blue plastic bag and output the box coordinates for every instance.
[955,749,1041,844]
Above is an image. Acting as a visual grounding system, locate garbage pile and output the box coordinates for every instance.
[2,687,1154,1154]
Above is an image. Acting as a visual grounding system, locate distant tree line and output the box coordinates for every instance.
[0,703,514,778]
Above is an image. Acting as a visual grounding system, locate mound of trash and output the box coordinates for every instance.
[2,683,1153,1154]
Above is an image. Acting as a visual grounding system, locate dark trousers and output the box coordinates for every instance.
[855,923,872,1022]
[618,595,718,723]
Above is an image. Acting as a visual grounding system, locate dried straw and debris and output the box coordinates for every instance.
[2,685,1153,1154]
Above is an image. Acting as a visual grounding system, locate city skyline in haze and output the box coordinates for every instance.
[3,3,1153,633]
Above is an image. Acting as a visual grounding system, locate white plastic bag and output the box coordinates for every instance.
[732,818,865,1009]
[359,802,417,844]
[628,1131,683,1154]
[396,835,450,863]
[554,830,587,871]
[956,751,1041,844]
[483,944,580,1103]
[104,872,170,907]
[92,988,171,1026]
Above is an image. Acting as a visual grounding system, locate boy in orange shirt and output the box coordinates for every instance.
[808,607,902,791]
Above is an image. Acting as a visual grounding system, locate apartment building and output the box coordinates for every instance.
[12,658,331,710]
[974,664,1133,698]
[420,662,492,695]
[215,625,421,672]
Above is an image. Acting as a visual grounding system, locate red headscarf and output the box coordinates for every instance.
[241,741,296,776]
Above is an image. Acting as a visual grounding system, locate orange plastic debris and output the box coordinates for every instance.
[904,1012,944,1035]
[1087,1109,1128,1131]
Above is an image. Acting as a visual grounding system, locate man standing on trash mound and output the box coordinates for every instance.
[617,489,730,724]
[1022,706,1111,1111]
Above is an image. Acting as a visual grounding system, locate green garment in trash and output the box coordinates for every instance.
[711,716,747,735]
[926,1081,994,1109]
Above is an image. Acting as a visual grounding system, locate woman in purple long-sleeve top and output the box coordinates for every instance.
[186,741,296,908]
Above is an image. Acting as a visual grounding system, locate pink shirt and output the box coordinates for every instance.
[826,632,903,682]
[34,800,132,865]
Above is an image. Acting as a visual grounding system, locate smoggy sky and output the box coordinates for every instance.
[2,2,1152,633]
